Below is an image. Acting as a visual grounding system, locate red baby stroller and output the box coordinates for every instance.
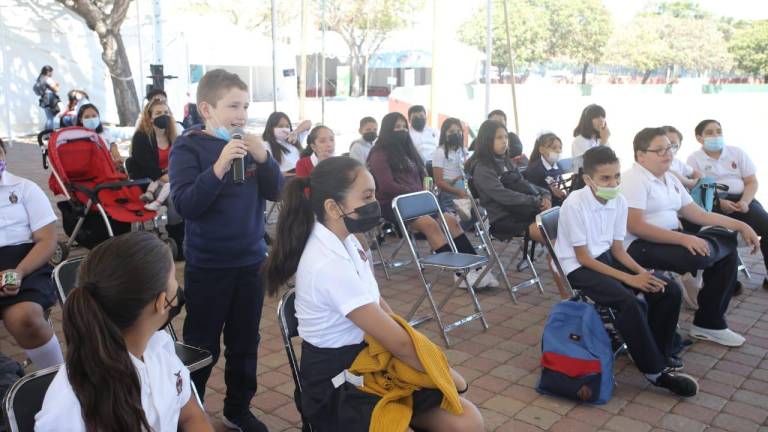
[41,126,177,263]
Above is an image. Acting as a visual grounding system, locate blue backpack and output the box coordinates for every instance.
[537,300,614,404]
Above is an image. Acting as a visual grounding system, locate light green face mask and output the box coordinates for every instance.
[594,185,620,201]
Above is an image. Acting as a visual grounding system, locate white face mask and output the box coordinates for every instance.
[544,151,561,165]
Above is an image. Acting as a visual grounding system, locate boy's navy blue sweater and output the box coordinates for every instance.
[169,130,284,268]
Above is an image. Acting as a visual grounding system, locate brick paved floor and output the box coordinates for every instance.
[2,139,767,431]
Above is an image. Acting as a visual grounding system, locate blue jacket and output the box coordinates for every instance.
[169,130,283,268]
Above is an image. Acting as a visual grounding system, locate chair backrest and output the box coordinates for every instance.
[392,190,440,222]
[53,257,84,304]
[557,157,573,173]
[277,289,313,431]
[535,207,574,296]
[3,365,59,432]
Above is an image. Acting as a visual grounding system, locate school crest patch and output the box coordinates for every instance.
[357,248,368,262]
[8,191,17,204]
[731,161,738,170]
[175,370,183,395]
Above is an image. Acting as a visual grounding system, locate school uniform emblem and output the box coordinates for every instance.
[357,248,368,262]
[8,191,17,204]
[731,162,737,169]
[175,370,183,395]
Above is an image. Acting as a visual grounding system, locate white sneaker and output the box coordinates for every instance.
[689,325,745,347]
[455,269,483,291]
[680,273,700,310]
[480,268,500,288]
[145,201,165,213]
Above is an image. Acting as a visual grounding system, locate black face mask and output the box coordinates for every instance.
[446,133,463,147]
[411,117,426,131]
[392,130,409,146]
[153,115,170,129]
[160,288,185,331]
[362,131,378,143]
[339,201,381,233]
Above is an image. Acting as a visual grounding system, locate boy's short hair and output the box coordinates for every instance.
[359,116,376,129]
[660,125,682,142]
[488,109,507,121]
[583,146,619,176]
[146,88,167,101]
[196,69,248,107]
[633,127,666,161]
[407,105,426,118]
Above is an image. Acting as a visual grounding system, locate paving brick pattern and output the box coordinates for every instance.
[2,140,767,431]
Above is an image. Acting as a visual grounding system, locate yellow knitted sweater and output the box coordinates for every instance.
[348,314,463,432]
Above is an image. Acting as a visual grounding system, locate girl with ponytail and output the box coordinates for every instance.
[263,157,483,432]
[35,232,212,432]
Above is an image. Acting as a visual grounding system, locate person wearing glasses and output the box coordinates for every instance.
[621,127,760,348]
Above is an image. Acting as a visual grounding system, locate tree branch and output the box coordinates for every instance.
[109,0,132,29]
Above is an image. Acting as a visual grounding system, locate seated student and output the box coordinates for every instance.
[554,146,698,396]
[464,120,550,243]
[687,119,768,290]
[524,132,567,206]
[130,99,179,211]
[0,140,63,371]
[432,117,469,212]
[296,125,336,177]
[262,111,311,173]
[368,112,496,288]
[263,157,484,432]
[571,104,610,176]
[487,109,507,126]
[408,105,439,163]
[507,132,529,169]
[349,116,378,164]
[623,127,760,347]
[35,232,212,431]
[661,125,701,189]
[76,103,123,167]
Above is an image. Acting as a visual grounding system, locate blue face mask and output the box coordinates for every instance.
[703,136,725,152]
[83,117,100,131]
[213,126,231,141]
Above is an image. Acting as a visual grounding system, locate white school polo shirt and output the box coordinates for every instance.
[571,135,609,173]
[686,146,756,195]
[410,127,439,163]
[554,187,628,275]
[670,158,694,178]
[431,147,467,182]
[35,331,191,432]
[295,222,381,348]
[0,172,57,248]
[621,163,693,246]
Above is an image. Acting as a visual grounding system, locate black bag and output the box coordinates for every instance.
[0,353,24,431]
[39,92,61,114]
[32,78,46,97]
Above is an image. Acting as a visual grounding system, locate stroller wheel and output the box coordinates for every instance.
[51,242,69,265]
[165,238,178,261]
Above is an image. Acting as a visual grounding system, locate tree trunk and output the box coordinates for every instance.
[349,54,361,97]
[581,62,589,85]
[99,31,140,125]
[641,69,653,84]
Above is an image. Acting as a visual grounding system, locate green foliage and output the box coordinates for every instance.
[729,20,768,78]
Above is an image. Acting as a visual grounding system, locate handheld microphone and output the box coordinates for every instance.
[231,127,246,184]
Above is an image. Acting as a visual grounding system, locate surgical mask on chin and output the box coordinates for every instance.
[208,109,231,141]
[703,136,725,152]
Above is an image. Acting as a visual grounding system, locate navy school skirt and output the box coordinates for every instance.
[299,341,444,432]
[0,243,56,310]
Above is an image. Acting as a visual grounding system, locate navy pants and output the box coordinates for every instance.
[567,251,680,374]
[183,262,265,417]
[717,196,768,273]
[627,228,738,330]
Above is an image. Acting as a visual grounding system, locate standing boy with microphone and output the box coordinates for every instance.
[170,69,283,431]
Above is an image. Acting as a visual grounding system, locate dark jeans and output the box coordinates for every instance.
[567,251,680,374]
[716,195,768,273]
[183,262,266,417]
[627,228,738,330]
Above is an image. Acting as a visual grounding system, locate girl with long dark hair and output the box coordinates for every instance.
[295,125,335,177]
[571,104,610,174]
[432,118,469,211]
[262,111,311,173]
[76,103,123,168]
[35,232,212,431]
[525,132,567,206]
[263,157,483,432]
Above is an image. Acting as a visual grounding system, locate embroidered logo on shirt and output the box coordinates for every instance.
[674,185,680,194]
[175,370,183,395]
[8,192,17,204]
[731,162,737,170]
[357,248,368,262]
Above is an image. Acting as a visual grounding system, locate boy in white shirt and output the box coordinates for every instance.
[349,116,377,164]
[687,119,768,289]
[555,146,697,397]
[408,105,439,162]
[623,127,760,348]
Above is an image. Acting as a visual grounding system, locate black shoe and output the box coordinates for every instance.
[651,370,698,397]
[733,281,743,296]
[223,411,269,432]
[763,278,768,291]
[665,355,684,371]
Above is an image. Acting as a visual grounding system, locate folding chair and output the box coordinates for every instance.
[536,207,627,357]
[3,365,58,432]
[392,191,490,347]
[464,176,544,303]
[366,220,415,279]
[277,289,312,432]
[52,258,213,373]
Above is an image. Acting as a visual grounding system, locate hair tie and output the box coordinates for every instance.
[536,129,554,139]
[303,177,311,199]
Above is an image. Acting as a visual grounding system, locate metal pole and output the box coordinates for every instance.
[502,0,519,134]
[136,0,145,97]
[484,0,492,117]
[321,0,326,123]
[364,7,369,98]
[271,0,278,112]
[429,0,438,128]
[299,0,307,119]
[152,0,162,64]
[0,4,12,142]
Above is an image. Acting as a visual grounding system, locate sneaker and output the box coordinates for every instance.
[139,191,154,203]
[665,355,684,371]
[145,201,163,212]
[679,273,700,310]
[480,268,500,288]
[763,278,768,291]
[733,281,743,296]
[689,325,746,347]
[650,370,699,397]
[456,269,483,291]
[222,411,269,432]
